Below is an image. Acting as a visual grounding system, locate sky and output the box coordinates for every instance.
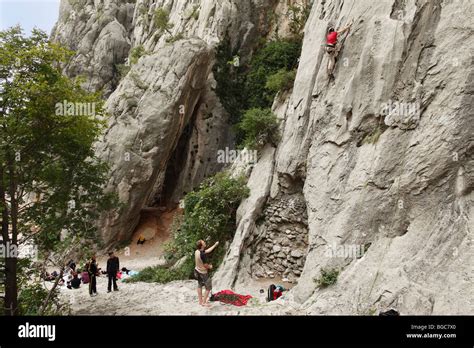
[0,0,61,36]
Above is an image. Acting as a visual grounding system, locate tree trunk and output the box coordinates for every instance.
[40,268,63,315]
[4,257,18,315]
[3,157,20,316]
[0,166,14,315]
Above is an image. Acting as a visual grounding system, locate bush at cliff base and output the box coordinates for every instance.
[126,173,249,284]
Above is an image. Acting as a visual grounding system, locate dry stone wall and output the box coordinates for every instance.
[251,179,309,282]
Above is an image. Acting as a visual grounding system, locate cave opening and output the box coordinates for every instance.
[130,97,204,252]
[151,97,203,210]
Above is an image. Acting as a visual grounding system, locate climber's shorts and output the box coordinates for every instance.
[326,45,336,54]
[194,270,212,290]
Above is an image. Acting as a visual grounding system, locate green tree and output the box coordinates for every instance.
[0,26,115,315]
[314,268,339,288]
[287,2,312,39]
[265,68,297,94]
[154,8,173,35]
[238,108,280,149]
[245,38,301,109]
[213,36,302,149]
[129,45,147,65]
[212,36,247,125]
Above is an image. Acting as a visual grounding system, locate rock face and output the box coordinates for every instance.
[53,0,473,314]
[95,38,214,242]
[219,0,474,314]
[52,0,135,96]
[214,145,276,290]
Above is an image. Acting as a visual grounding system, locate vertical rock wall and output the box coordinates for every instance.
[218,0,474,315]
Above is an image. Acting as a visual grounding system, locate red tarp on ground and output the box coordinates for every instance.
[211,290,252,306]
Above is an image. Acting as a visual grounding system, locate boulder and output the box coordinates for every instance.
[171,256,188,270]
[291,250,304,259]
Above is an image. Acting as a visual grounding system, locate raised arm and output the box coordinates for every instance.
[338,19,353,35]
[205,241,219,254]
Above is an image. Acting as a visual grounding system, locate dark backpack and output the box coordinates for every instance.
[379,309,400,316]
[267,284,276,302]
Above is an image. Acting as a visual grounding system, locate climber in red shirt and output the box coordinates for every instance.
[326,19,353,77]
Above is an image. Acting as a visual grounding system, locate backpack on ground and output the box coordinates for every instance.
[267,284,276,302]
[267,284,286,302]
[379,308,400,316]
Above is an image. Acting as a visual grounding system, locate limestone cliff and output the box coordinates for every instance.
[53,0,473,314]
[216,0,473,315]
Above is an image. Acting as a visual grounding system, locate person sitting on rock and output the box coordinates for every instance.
[137,234,146,245]
[326,19,353,77]
[42,271,55,281]
[67,272,81,289]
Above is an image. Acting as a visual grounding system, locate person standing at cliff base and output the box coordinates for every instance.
[107,251,120,293]
[194,240,219,307]
[88,256,98,297]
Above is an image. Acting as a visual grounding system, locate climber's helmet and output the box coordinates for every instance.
[328,27,335,33]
